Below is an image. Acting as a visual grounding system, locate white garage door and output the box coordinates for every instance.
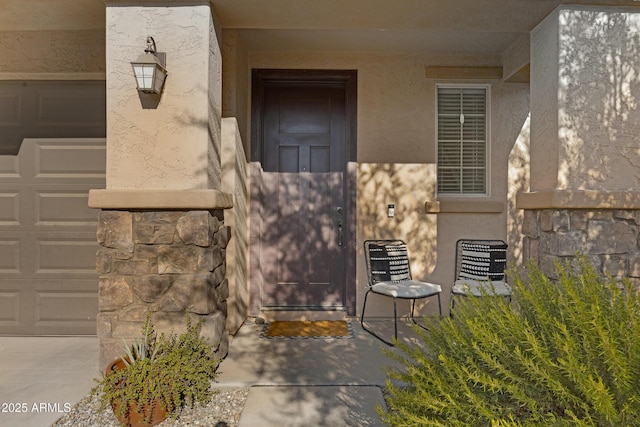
[0,138,105,335]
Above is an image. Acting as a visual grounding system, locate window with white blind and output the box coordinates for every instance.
[436,86,489,195]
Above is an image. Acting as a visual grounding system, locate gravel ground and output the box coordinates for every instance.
[50,386,250,427]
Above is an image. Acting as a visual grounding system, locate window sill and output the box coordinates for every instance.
[425,199,504,214]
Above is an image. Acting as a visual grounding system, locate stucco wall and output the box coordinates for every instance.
[248,52,449,163]
[507,114,531,268]
[221,29,250,156]
[558,7,640,191]
[208,11,223,190]
[105,4,220,190]
[0,30,105,79]
[242,52,530,166]
[530,10,560,192]
[221,117,250,333]
[532,6,640,192]
[232,50,530,315]
[356,163,439,316]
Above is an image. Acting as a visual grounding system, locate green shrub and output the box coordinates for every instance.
[94,315,220,423]
[380,257,640,426]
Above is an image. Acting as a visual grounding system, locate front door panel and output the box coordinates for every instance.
[261,83,347,309]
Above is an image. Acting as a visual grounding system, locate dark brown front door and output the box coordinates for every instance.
[254,72,354,311]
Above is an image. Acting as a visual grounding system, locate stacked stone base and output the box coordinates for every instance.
[523,209,640,288]
[96,209,230,369]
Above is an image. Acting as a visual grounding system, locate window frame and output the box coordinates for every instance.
[435,83,491,197]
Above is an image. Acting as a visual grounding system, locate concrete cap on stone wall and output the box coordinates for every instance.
[88,189,233,210]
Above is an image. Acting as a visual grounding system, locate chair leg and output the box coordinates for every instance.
[449,292,455,317]
[360,289,370,333]
[392,297,398,342]
[410,295,442,330]
[409,299,429,331]
[360,290,396,346]
[409,299,423,330]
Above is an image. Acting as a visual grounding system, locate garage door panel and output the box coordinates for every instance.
[33,84,106,129]
[0,291,20,326]
[0,239,20,273]
[0,192,19,224]
[0,232,99,276]
[0,154,19,177]
[0,139,105,182]
[0,187,34,227]
[36,290,97,322]
[0,281,97,335]
[33,140,106,179]
[0,185,100,228]
[0,138,105,335]
[32,321,96,336]
[0,86,20,126]
[35,189,97,225]
[0,233,34,275]
[1,284,32,334]
[37,235,98,273]
[34,286,97,335]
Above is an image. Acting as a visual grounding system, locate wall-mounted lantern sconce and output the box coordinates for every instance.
[131,36,167,95]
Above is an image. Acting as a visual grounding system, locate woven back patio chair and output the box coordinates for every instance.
[451,239,511,310]
[362,239,442,345]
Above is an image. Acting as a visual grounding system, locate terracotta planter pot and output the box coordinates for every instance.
[105,358,169,427]
[110,399,168,427]
[105,357,128,374]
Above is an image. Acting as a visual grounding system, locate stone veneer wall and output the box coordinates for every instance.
[96,209,230,369]
[522,208,640,286]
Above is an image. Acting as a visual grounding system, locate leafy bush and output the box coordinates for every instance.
[94,315,220,423]
[380,257,640,426]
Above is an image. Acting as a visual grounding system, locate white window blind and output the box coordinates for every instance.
[437,87,487,194]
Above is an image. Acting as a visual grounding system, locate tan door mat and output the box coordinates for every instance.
[263,320,352,339]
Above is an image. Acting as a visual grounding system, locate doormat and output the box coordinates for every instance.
[262,320,353,340]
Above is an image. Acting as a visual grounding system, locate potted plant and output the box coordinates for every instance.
[94,314,220,427]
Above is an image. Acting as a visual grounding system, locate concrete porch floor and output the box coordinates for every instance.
[0,336,99,427]
[0,319,422,427]
[220,319,418,426]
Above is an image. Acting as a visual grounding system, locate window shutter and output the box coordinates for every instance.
[437,87,487,194]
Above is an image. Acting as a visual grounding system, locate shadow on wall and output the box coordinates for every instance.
[357,163,438,278]
[507,113,531,271]
[356,163,439,316]
[248,159,349,311]
[520,10,640,280]
[557,10,640,191]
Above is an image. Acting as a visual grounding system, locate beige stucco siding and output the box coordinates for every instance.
[0,30,105,80]
[225,49,530,315]
[531,6,640,194]
[105,4,220,190]
[244,51,504,163]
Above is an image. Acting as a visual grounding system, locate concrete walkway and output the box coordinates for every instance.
[0,319,417,427]
[217,319,413,427]
[0,336,99,427]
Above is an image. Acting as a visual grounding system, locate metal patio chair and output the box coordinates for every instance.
[451,239,511,310]
[362,239,442,345]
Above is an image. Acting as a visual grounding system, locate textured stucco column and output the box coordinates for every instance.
[90,1,231,369]
[104,0,222,189]
[518,5,640,278]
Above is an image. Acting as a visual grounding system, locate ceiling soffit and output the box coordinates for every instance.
[2,0,640,58]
